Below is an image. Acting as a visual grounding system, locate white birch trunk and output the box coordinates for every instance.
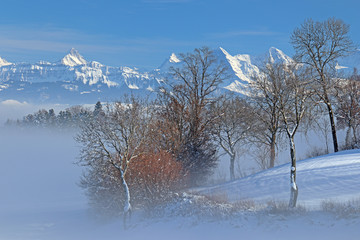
[120,169,131,228]
[289,136,298,208]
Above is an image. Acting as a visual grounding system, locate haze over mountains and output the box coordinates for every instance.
[0,47,359,104]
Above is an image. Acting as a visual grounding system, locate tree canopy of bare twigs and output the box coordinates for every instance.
[76,97,153,225]
[335,69,360,149]
[249,61,283,169]
[277,63,313,208]
[212,96,257,180]
[290,17,357,152]
[252,60,313,208]
[159,46,228,185]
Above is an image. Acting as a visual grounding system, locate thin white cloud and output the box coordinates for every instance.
[0,25,202,54]
[0,26,132,56]
[209,30,279,39]
[0,25,206,68]
[1,99,29,107]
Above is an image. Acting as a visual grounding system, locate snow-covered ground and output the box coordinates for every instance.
[1,128,360,239]
[194,149,360,209]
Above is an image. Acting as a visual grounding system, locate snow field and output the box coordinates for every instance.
[194,149,360,209]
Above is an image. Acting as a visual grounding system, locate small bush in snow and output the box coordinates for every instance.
[148,193,262,221]
[322,199,360,218]
[264,200,307,215]
[305,146,329,159]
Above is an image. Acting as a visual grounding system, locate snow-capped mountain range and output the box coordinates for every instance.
[0,47,359,104]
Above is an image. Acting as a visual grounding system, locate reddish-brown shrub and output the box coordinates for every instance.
[127,150,188,208]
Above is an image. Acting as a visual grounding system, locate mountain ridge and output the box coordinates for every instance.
[0,47,358,104]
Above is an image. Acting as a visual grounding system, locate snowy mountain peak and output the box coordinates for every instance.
[158,53,182,70]
[169,53,180,63]
[219,47,229,56]
[60,48,87,67]
[0,56,12,67]
[268,47,293,64]
[336,49,360,72]
[218,47,251,63]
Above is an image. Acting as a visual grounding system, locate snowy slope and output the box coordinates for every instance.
[194,149,360,209]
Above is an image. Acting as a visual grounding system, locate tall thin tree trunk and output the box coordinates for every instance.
[230,154,235,181]
[327,104,339,152]
[351,125,358,148]
[345,125,352,149]
[289,136,298,208]
[120,171,131,229]
[269,134,276,168]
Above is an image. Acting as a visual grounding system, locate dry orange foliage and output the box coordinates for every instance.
[127,150,187,208]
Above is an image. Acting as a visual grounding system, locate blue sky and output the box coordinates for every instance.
[0,0,359,69]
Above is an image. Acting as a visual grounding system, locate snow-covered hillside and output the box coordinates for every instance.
[1,128,360,239]
[193,149,360,209]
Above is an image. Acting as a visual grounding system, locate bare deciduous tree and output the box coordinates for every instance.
[159,47,228,184]
[76,97,153,226]
[249,61,283,169]
[291,17,356,152]
[212,96,256,180]
[336,69,360,149]
[276,64,313,208]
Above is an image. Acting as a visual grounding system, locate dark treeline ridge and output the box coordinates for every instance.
[5,103,103,129]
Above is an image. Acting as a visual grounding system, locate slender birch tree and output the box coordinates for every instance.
[276,64,313,208]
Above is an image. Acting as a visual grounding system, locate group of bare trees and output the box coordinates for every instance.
[249,17,357,207]
[76,47,231,224]
[251,62,314,207]
[291,17,356,153]
[76,17,358,219]
[336,69,360,149]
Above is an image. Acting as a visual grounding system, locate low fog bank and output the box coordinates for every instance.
[0,127,91,238]
[0,127,85,211]
[0,100,71,125]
